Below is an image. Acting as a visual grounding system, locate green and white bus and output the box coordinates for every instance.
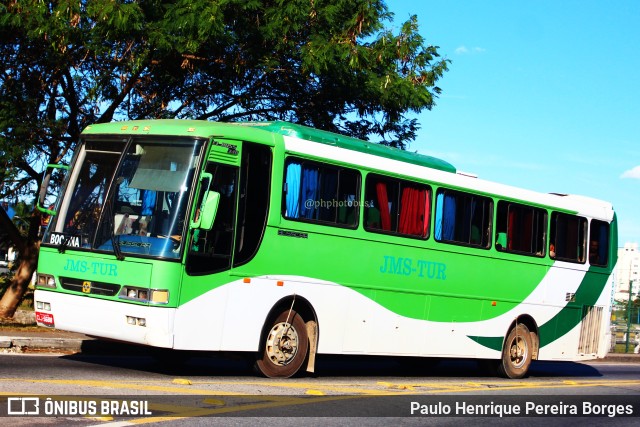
[34,119,617,378]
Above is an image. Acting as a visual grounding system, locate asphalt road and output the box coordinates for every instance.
[1,351,639,426]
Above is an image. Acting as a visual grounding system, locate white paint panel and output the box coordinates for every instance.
[34,289,174,347]
[167,271,593,360]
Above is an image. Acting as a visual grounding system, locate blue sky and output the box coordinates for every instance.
[386,0,640,246]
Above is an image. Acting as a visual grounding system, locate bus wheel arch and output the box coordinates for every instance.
[254,296,318,378]
[510,315,539,361]
[498,315,539,379]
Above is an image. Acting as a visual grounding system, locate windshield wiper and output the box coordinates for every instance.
[112,229,124,261]
[105,196,124,261]
[58,233,75,254]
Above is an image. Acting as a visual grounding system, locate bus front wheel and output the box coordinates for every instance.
[255,308,309,378]
[498,323,533,379]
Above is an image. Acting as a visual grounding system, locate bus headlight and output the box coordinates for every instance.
[126,315,146,327]
[35,301,51,311]
[36,273,57,289]
[119,286,168,304]
[121,286,148,301]
[126,288,148,300]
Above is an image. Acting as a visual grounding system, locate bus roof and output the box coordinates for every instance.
[238,121,457,174]
[82,119,457,174]
[80,119,613,219]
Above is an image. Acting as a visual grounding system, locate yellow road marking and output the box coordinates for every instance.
[1,378,639,398]
[86,416,114,421]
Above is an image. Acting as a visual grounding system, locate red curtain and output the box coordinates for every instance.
[423,190,431,237]
[399,186,426,236]
[376,182,391,231]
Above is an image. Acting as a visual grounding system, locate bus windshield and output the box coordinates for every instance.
[44,136,203,259]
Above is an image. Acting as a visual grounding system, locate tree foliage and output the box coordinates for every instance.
[1,0,448,186]
[0,0,448,316]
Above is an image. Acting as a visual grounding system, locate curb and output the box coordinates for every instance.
[595,354,640,364]
[0,336,85,353]
[0,335,160,355]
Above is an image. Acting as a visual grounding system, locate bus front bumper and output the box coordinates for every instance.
[33,289,175,348]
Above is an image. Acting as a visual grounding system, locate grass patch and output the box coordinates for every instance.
[613,343,639,354]
[20,291,34,309]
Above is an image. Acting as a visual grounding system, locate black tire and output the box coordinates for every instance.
[497,323,533,379]
[255,308,309,378]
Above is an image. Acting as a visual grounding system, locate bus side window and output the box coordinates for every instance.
[589,219,609,267]
[364,174,431,239]
[186,162,238,275]
[549,212,587,263]
[495,201,547,257]
[233,142,272,267]
[283,157,360,227]
[434,188,492,248]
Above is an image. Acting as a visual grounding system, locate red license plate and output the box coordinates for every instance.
[35,312,55,326]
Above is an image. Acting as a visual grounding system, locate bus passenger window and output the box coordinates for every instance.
[589,220,609,267]
[364,174,431,239]
[434,188,492,248]
[495,201,547,257]
[283,157,360,227]
[549,212,587,263]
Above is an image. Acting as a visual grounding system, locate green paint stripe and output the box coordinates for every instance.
[468,335,503,352]
[468,267,610,351]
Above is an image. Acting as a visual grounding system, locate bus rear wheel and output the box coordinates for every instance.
[498,323,533,379]
[255,308,309,378]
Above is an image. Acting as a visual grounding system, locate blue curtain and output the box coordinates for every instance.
[435,192,443,240]
[301,167,318,219]
[285,162,301,218]
[141,190,156,216]
[443,193,456,241]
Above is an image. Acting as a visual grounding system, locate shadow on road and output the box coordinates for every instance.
[60,340,603,379]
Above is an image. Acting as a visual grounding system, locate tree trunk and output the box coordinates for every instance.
[0,240,39,319]
[0,206,40,319]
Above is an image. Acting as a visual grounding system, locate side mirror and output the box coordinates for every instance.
[36,164,69,215]
[190,172,217,230]
[197,191,220,231]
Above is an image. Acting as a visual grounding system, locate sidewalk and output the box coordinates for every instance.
[0,328,90,353]
[0,309,133,354]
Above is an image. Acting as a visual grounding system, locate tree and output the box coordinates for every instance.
[0,0,449,318]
